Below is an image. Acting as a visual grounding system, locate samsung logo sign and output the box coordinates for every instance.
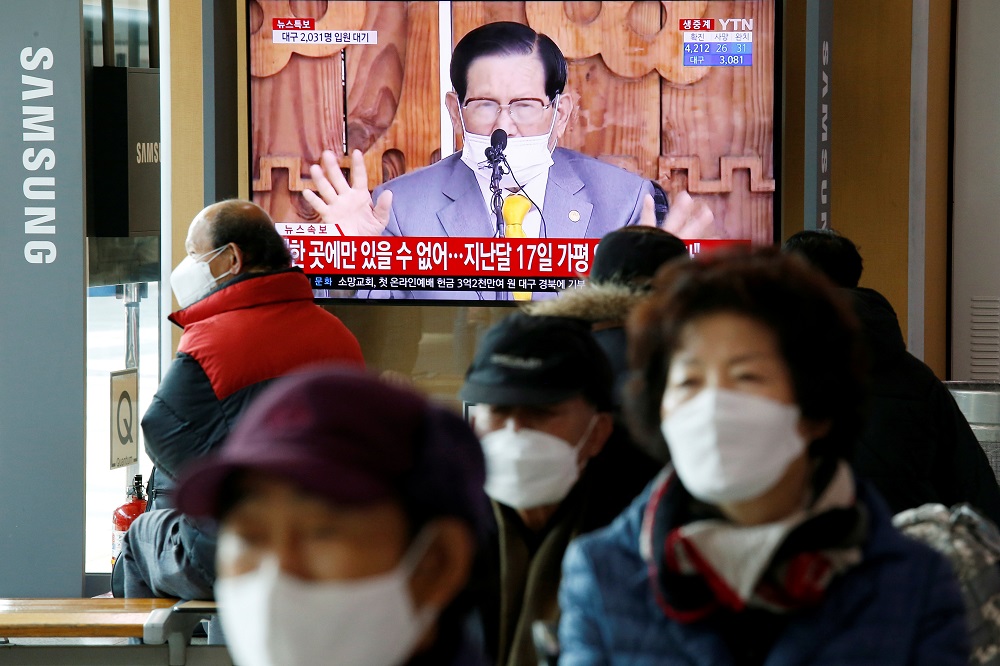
[136,141,159,164]
[20,46,57,264]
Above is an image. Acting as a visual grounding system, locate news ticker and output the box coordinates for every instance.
[309,275,589,293]
[281,235,747,292]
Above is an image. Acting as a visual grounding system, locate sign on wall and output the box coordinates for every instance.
[110,369,139,469]
[805,0,833,230]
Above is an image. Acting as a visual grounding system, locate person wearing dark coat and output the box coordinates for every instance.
[461,314,660,666]
[174,367,490,666]
[115,200,365,600]
[526,225,689,464]
[558,248,968,664]
[561,475,968,665]
[784,230,1000,523]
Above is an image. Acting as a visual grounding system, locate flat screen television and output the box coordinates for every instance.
[247,0,779,303]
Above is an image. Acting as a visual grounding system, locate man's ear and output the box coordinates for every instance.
[552,90,574,142]
[445,91,463,137]
[578,412,614,466]
[226,243,245,276]
[799,417,832,444]
[408,518,475,611]
[469,403,490,439]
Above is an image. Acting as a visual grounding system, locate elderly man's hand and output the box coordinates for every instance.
[303,149,392,236]
[663,191,715,238]
[639,191,717,238]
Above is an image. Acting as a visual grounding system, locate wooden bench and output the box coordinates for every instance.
[0,598,231,665]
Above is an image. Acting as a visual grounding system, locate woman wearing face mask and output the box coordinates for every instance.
[557,248,969,665]
[174,366,490,666]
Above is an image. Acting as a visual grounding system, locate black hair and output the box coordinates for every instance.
[626,247,868,462]
[782,229,864,288]
[450,21,568,103]
[208,200,291,271]
[589,226,689,288]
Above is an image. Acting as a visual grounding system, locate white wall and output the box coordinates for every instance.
[951,0,1000,380]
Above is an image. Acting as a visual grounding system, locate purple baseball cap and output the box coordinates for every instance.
[174,365,489,534]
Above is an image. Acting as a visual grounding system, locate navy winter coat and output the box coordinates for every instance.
[558,475,969,665]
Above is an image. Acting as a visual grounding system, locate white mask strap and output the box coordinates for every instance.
[458,99,469,136]
[197,244,230,263]
[400,523,440,577]
[574,413,599,450]
[546,93,561,143]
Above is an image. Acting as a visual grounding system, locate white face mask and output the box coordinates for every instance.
[480,414,597,509]
[214,528,438,666]
[459,96,559,190]
[169,245,232,309]
[660,388,807,504]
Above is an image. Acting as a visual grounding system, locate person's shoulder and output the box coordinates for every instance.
[847,481,969,658]
[302,301,359,329]
[858,478,957,573]
[561,482,665,655]
[376,153,464,195]
[553,148,647,185]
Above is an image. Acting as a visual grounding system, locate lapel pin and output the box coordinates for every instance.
[568,210,581,222]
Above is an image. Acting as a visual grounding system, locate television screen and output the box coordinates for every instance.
[248,0,777,302]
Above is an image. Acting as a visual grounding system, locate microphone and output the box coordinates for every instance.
[483,128,549,238]
[485,129,507,164]
[487,129,508,236]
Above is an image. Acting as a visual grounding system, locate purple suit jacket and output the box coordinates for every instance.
[361,148,651,301]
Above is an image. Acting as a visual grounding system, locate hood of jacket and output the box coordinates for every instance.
[523,281,647,324]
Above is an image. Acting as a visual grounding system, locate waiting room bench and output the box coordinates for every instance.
[0,598,231,665]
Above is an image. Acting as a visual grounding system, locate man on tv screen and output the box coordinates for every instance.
[303,21,710,270]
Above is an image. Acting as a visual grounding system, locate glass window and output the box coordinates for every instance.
[85,283,159,573]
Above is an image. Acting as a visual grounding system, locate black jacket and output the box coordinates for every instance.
[140,270,364,581]
[143,270,364,496]
[472,424,660,666]
[849,287,1000,523]
[474,284,661,664]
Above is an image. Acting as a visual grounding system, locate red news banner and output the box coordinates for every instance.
[280,231,745,292]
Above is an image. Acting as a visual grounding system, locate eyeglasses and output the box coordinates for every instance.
[461,97,556,126]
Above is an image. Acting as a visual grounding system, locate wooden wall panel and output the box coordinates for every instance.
[831,0,912,339]
[250,1,440,219]
[352,1,441,178]
[656,0,775,242]
[561,63,659,178]
[451,1,527,30]
[237,1,250,200]
[252,52,345,220]
[922,0,951,376]
[169,0,205,352]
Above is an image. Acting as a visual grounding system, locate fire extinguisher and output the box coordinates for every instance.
[111,474,147,567]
